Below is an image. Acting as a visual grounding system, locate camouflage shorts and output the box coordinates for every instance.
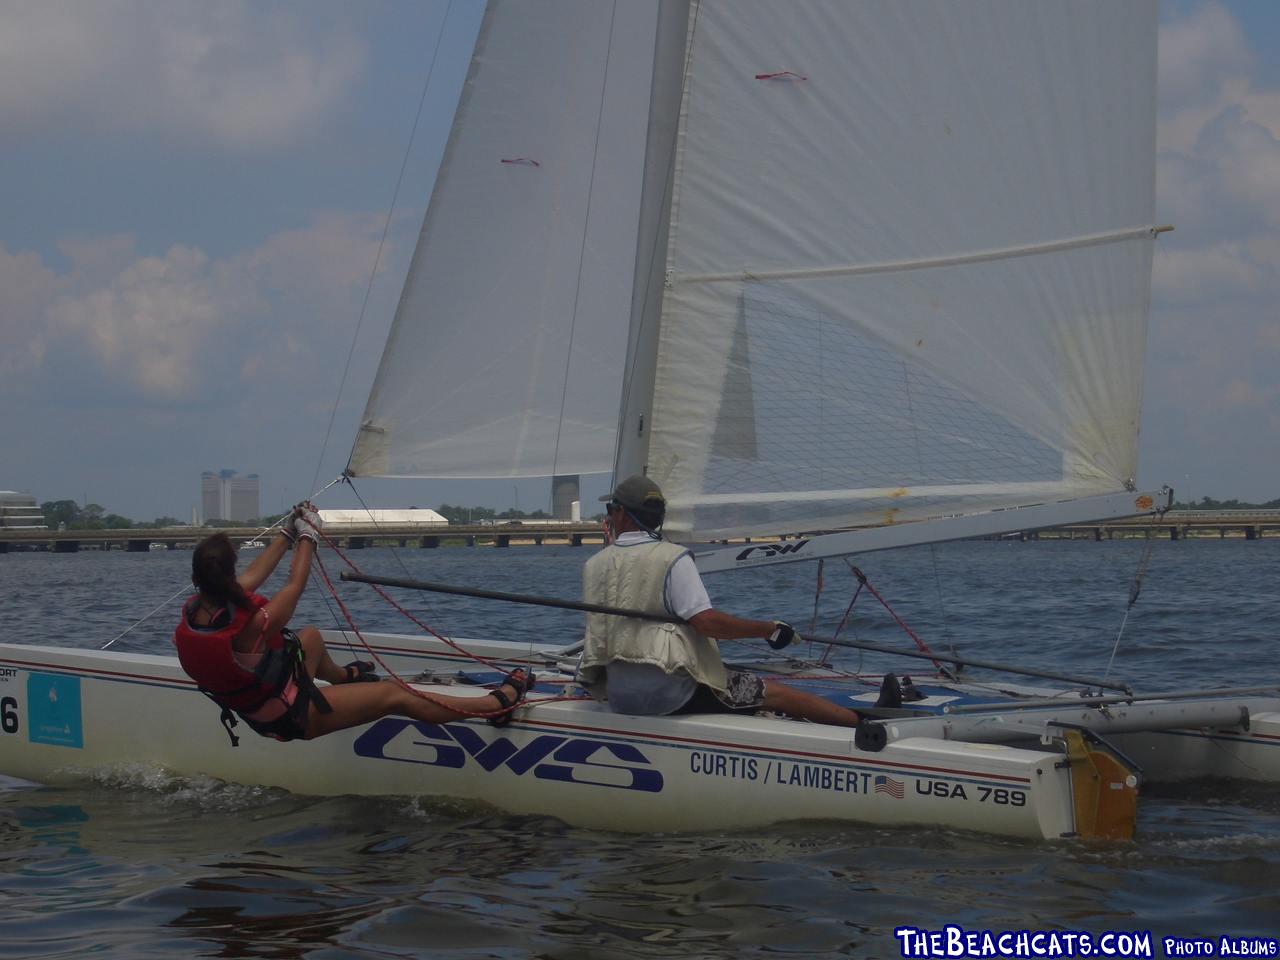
[674,668,766,715]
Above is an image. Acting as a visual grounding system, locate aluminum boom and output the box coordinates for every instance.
[692,489,1171,574]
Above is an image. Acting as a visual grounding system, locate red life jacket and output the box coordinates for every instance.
[173,593,328,744]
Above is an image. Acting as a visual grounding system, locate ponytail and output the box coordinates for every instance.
[191,532,252,611]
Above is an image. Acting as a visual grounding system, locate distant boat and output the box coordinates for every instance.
[240,539,266,550]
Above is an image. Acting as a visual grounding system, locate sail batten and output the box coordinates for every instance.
[676,481,1118,508]
[678,225,1163,285]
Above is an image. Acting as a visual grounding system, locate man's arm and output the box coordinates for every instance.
[671,555,797,649]
[687,609,776,641]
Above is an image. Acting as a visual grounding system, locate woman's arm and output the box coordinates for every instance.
[260,537,315,629]
[237,530,293,594]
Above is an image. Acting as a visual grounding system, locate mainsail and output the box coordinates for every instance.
[351,0,1161,545]
[349,2,669,479]
[622,0,1160,540]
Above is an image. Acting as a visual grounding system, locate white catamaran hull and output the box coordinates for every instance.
[4,633,1274,841]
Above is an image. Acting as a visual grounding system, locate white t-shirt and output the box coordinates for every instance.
[613,531,712,619]
[603,531,713,715]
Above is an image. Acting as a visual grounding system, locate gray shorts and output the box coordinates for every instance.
[672,668,766,716]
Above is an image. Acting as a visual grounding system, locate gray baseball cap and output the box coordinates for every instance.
[600,474,666,513]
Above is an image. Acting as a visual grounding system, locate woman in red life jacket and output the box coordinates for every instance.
[173,503,533,745]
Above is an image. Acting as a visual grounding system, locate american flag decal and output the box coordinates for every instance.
[874,775,905,799]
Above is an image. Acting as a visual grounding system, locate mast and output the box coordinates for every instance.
[614,0,693,482]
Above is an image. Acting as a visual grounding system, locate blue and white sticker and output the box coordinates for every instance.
[26,673,83,748]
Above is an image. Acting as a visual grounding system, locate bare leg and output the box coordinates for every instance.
[303,675,527,739]
[762,679,861,728]
[294,626,353,685]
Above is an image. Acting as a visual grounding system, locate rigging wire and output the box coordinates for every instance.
[347,479,545,672]
[299,515,589,719]
[312,0,456,493]
[899,354,955,649]
[98,475,348,651]
[844,559,949,675]
[334,478,446,652]
[1102,511,1161,680]
[1100,234,1177,686]
[806,558,825,661]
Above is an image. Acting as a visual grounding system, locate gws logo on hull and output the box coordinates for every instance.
[735,541,810,563]
[353,719,664,793]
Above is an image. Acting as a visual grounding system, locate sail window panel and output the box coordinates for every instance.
[350,1,660,479]
[650,235,1151,541]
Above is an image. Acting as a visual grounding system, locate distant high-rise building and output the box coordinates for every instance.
[228,474,259,522]
[200,472,220,524]
[200,470,260,522]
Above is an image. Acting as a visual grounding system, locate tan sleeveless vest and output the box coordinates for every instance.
[577,539,727,699]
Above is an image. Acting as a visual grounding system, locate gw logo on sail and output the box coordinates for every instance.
[735,541,810,563]
[353,719,664,793]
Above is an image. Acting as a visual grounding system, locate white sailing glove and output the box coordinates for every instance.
[294,504,324,544]
[768,620,798,650]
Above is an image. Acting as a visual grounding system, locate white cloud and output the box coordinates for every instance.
[1144,2,1280,500]
[1152,241,1266,303]
[1158,4,1280,154]
[0,245,57,385]
[4,211,404,402]
[46,245,228,397]
[0,0,365,151]
[1158,3,1252,109]
[246,212,394,298]
[1198,107,1280,226]
[1155,4,1280,307]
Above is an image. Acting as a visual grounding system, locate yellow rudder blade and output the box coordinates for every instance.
[1064,730,1140,840]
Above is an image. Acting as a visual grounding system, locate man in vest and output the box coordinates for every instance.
[577,475,863,727]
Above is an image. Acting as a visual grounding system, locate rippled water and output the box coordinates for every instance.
[2,538,1278,957]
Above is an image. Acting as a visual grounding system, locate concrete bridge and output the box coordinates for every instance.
[1012,510,1280,541]
[2,511,1276,554]
[0,521,609,553]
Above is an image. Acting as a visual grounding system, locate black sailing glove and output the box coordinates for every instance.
[768,620,797,650]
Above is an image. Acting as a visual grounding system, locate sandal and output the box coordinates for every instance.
[340,660,379,683]
[488,668,536,727]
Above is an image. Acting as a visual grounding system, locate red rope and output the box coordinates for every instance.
[846,562,946,673]
[298,519,588,720]
[820,575,865,666]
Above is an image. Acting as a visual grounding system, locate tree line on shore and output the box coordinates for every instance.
[40,495,1277,531]
[1172,496,1280,510]
[39,500,581,531]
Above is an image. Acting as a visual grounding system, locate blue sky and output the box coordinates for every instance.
[1,1,1277,521]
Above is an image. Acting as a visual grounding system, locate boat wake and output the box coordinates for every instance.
[82,762,288,812]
